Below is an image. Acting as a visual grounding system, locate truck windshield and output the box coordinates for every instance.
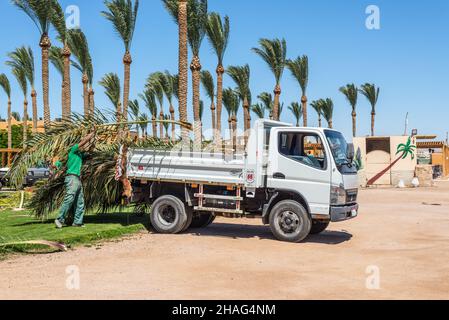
[324,130,356,173]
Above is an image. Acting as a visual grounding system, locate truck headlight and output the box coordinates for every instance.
[330,184,346,205]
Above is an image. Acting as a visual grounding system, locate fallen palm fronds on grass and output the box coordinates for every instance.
[0,240,67,252]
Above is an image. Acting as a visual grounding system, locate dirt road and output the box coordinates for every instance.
[1,182,449,300]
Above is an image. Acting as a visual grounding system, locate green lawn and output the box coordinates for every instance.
[0,208,149,258]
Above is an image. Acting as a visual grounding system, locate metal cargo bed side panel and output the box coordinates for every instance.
[128,149,245,185]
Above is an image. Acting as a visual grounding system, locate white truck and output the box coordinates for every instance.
[128,120,359,243]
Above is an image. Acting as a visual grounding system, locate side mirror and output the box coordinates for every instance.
[346,143,355,162]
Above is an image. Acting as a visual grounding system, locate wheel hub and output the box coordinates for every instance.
[279,211,300,234]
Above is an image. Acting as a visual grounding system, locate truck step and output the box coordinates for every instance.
[194,193,243,201]
[194,206,244,214]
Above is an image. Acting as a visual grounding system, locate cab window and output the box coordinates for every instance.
[278,132,327,170]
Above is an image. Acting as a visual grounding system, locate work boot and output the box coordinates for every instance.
[55,219,64,229]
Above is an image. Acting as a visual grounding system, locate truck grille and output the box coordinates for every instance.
[346,189,358,203]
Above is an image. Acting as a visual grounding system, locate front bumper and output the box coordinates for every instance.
[330,204,359,222]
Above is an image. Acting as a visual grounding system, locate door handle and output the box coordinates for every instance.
[273,172,285,179]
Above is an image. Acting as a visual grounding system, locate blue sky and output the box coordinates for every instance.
[0,0,448,140]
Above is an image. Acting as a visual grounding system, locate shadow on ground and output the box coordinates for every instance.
[186,222,352,245]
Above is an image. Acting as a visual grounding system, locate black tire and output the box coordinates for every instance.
[189,212,215,229]
[269,200,311,243]
[150,195,188,234]
[310,220,330,235]
[181,206,194,232]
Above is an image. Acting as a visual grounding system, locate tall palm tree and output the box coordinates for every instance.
[146,72,165,138]
[251,103,265,119]
[206,12,230,146]
[227,64,251,145]
[162,71,176,141]
[13,0,54,129]
[48,46,65,117]
[321,98,334,129]
[128,99,140,137]
[102,0,140,123]
[8,64,28,146]
[162,0,189,145]
[252,38,287,121]
[0,74,13,151]
[99,73,121,119]
[339,84,358,137]
[6,47,38,133]
[68,29,94,117]
[139,113,149,138]
[286,55,308,126]
[288,102,303,126]
[200,70,215,133]
[310,100,323,127]
[258,92,274,119]
[140,89,158,137]
[222,88,239,154]
[51,0,72,121]
[360,83,380,136]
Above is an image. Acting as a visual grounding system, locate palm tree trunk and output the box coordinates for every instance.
[62,44,71,122]
[243,96,250,147]
[216,65,225,150]
[152,116,157,137]
[23,99,28,147]
[273,85,281,121]
[7,99,12,150]
[352,111,357,137]
[31,89,38,133]
[329,120,333,129]
[123,51,132,124]
[318,116,322,128]
[367,155,402,186]
[227,117,233,155]
[159,111,164,139]
[40,33,51,129]
[232,115,237,155]
[302,95,308,127]
[89,87,95,114]
[371,111,376,136]
[210,101,216,133]
[82,74,89,116]
[178,0,189,146]
[191,56,202,151]
[169,104,176,141]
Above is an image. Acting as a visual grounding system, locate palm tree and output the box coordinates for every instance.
[251,103,265,119]
[140,89,158,137]
[99,73,121,119]
[321,98,334,129]
[162,114,171,141]
[206,12,230,146]
[139,113,149,138]
[168,73,179,141]
[200,70,215,132]
[227,64,251,145]
[162,0,189,145]
[222,88,239,154]
[360,83,380,136]
[8,64,28,146]
[339,84,358,137]
[6,47,38,133]
[252,38,287,121]
[11,112,21,122]
[102,0,140,123]
[368,137,416,186]
[48,46,65,116]
[310,100,323,127]
[128,99,140,137]
[286,55,308,126]
[51,0,72,121]
[68,29,94,117]
[13,0,54,129]
[162,71,176,141]
[0,74,13,151]
[258,92,274,119]
[288,102,303,126]
[146,72,165,138]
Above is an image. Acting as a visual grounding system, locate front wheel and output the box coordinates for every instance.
[150,195,188,234]
[269,200,311,243]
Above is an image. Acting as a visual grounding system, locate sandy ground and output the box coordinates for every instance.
[1,182,449,300]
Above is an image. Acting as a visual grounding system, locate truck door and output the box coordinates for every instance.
[267,129,332,216]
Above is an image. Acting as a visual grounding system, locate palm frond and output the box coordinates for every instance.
[286,55,308,94]
[200,70,215,102]
[339,83,358,111]
[49,46,64,77]
[67,29,93,82]
[187,0,207,56]
[321,98,334,125]
[288,102,303,126]
[257,92,273,112]
[222,88,240,116]
[99,73,121,108]
[359,83,380,113]
[0,74,12,98]
[12,0,53,34]
[139,89,158,117]
[5,46,35,87]
[50,0,67,42]
[102,0,140,51]
[128,99,140,119]
[146,72,164,108]
[226,64,251,103]
[251,103,265,119]
[205,12,230,65]
[252,38,287,84]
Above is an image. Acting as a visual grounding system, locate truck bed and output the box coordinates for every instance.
[127,149,246,185]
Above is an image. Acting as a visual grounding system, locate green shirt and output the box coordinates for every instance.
[66,144,84,177]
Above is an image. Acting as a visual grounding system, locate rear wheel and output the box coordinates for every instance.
[310,220,330,235]
[189,212,215,229]
[150,195,188,234]
[269,200,311,243]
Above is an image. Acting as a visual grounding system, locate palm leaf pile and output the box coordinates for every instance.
[7,111,172,218]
